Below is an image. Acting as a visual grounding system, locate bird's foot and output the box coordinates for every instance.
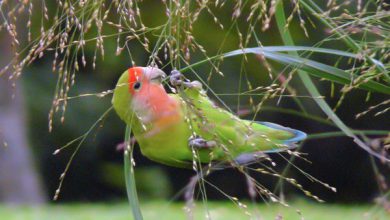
[188,136,216,149]
[234,152,268,166]
[170,70,184,87]
[170,70,202,90]
[115,137,137,152]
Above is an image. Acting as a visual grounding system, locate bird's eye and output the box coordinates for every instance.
[133,81,142,91]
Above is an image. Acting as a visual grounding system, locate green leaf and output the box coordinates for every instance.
[124,124,144,220]
[273,0,390,162]
[300,0,390,83]
[223,48,390,95]
[183,46,390,95]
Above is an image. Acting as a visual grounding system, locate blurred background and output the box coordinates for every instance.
[0,0,389,210]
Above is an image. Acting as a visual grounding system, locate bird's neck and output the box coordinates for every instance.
[133,84,181,127]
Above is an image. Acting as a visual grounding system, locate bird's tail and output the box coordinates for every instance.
[258,121,307,148]
[258,121,307,144]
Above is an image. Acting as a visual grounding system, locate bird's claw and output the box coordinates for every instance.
[186,81,203,90]
[115,137,137,152]
[189,137,216,149]
[170,70,203,90]
[234,152,268,166]
[170,70,184,87]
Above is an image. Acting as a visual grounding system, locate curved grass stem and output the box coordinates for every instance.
[274,0,390,162]
[124,125,143,220]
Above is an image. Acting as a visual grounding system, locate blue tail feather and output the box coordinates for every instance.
[233,121,307,163]
[258,121,307,144]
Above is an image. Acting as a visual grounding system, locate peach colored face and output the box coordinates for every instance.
[125,67,180,128]
[127,66,167,95]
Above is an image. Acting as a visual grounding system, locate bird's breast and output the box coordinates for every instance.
[132,86,182,135]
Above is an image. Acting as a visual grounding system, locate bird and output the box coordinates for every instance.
[112,66,306,168]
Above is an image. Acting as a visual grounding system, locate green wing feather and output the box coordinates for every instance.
[179,86,305,162]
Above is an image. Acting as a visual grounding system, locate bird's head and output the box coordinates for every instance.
[112,66,167,124]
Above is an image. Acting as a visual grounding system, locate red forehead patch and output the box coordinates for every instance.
[128,67,143,94]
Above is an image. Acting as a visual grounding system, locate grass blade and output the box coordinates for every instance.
[300,0,390,83]
[124,125,143,220]
[262,46,383,66]
[224,48,390,95]
[274,0,390,162]
[307,130,390,140]
[183,46,389,95]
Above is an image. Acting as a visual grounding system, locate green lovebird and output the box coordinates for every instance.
[112,66,306,167]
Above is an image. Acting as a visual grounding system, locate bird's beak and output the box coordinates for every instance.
[143,66,167,83]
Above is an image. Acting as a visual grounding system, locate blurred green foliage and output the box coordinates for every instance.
[101,164,172,199]
[0,200,388,220]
